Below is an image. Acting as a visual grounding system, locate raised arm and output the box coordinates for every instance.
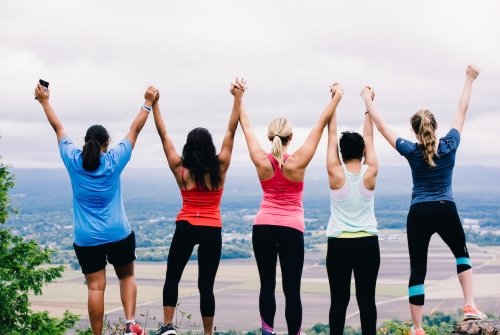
[125,86,157,148]
[451,64,480,133]
[361,88,378,189]
[326,97,343,189]
[362,86,399,150]
[291,83,343,169]
[35,84,66,142]
[218,78,245,173]
[238,85,270,177]
[152,91,183,173]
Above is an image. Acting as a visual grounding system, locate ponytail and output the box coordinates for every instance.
[411,109,437,167]
[82,139,102,171]
[271,135,285,168]
[267,117,292,168]
[82,124,109,172]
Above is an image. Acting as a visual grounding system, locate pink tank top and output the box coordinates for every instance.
[253,153,305,232]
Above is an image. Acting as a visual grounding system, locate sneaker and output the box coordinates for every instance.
[261,329,276,335]
[463,304,487,321]
[157,322,177,335]
[409,326,426,335]
[125,321,145,335]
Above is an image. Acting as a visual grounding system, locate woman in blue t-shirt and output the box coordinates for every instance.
[35,83,158,335]
[362,65,486,335]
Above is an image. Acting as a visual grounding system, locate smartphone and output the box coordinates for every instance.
[35,79,49,100]
[39,79,49,88]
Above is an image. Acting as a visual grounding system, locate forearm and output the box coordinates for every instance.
[363,113,377,166]
[129,108,149,136]
[365,99,398,149]
[364,100,383,131]
[363,112,374,140]
[41,100,64,133]
[458,78,474,118]
[152,104,168,140]
[222,97,241,142]
[318,95,341,127]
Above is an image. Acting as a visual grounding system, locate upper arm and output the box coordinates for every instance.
[125,131,138,148]
[374,120,398,150]
[218,97,242,172]
[56,128,67,144]
[291,123,325,169]
[239,108,270,171]
[58,136,75,167]
[326,113,342,178]
[363,113,378,169]
[217,127,236,173]
[160,134,183,173]
[151,103,183,172]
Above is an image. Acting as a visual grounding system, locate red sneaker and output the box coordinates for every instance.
[125,321,145,335]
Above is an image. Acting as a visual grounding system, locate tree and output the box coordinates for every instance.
[0,161,79,334]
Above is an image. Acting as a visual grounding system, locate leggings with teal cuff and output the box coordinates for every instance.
[407,200,472,305]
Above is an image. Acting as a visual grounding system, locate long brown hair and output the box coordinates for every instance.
[410,109,437,167]
[182,127,221,190]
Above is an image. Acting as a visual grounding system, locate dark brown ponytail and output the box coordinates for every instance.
[82,125,109,171]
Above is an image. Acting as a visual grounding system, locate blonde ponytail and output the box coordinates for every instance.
[267,117,292,168]
[271,135,284,167]
[411,109,437,167]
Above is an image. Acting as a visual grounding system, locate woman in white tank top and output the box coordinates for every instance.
[325,86,379,335]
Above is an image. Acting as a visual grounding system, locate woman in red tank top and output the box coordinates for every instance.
[151,80,245,335]
[238,79,343,335]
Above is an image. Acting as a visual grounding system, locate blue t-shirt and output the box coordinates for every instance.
[59,136,133,246]
[396,128,460,205]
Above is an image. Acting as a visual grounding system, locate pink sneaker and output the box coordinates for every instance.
[463,304,487,321]
[125,321,145,335]
[409,326,426,335]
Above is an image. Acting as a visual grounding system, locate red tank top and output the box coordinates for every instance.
[176,168,223,227]
[254,153,305,232]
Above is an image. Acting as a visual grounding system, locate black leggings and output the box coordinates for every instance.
[163,220,222,317]
[252,225,304,335]
[407,201,471,306]
[326,236,380,335]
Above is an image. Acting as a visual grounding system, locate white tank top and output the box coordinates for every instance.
[326,165,378,238]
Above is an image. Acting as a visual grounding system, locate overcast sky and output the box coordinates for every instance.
[1,0,499,170]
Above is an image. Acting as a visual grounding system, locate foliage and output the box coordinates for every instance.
[305,311,466,335]
[0,162,79,335]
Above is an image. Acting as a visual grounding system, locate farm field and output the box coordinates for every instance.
[31,231,500,333]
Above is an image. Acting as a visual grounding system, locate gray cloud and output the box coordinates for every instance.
[1,0,499,167]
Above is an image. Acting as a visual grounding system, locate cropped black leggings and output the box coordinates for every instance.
[407,201,471,306]
[252,225,304,335]
[326,236,380,335]
[163,220,222,317]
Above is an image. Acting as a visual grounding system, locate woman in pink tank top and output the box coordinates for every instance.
[237,78,344,335]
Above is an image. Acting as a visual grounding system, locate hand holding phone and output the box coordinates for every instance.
[35,79,49,100]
